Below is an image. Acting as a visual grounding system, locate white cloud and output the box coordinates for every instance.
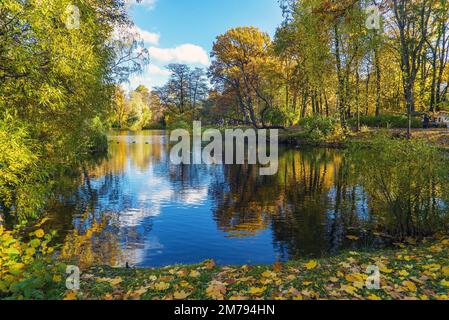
[134,26,160,45]
[111,25,159,46]
[147,64,171,76]
[148,44,210,66]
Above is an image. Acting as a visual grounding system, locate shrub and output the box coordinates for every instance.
[349,137,449,237]
[0,220,66,300]
[84,117,108,154]
[0,118,50,220]
[262,107,287,127]
[299,116,346,142]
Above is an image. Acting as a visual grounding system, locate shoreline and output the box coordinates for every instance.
[65,238,449,300]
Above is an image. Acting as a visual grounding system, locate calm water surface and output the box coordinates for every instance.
[48,130,391,267]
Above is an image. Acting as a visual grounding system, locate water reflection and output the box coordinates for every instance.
[48,130,447,267]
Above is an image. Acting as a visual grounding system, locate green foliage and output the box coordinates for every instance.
[0,118,50,220]
[299,116,346,142]
[348,115,422,129]
[0,220,66,300]
[84,117,109,154]
[0,0,144,220]
[350,136,449,237]
[165,117,191,131]
[263,107,288,127]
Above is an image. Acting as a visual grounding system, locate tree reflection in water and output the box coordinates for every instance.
[45,131,449,267]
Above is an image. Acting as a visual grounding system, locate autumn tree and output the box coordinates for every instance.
[155,64,208,122]
[209,27,284,129]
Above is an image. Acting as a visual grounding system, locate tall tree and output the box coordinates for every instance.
[392,0,432,138]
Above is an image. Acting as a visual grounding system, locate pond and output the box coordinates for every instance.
[46,130,448,268]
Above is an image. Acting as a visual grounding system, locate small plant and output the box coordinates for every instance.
[0,219,66,300]
[299,116,346,142]
[360,125,370,133]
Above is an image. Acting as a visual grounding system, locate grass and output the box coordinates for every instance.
[64,237,449,300]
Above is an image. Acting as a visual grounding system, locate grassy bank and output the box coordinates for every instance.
[279,127,449,151]
[64,238,449,300]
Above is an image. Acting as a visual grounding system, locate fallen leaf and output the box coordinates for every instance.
[204,260,216,270]
[403,281,417,292]
[206,281,226,300]
[398,270,410,277]
[189,270,201,278]
[442,267,449,276]
[304,260,318,270]
[174,291,191,300]
[63,291,77,300]
[249,287,267,295]
[154,282,170,291]
[98,277,123,286]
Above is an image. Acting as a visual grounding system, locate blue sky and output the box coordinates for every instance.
[125,0,283,90]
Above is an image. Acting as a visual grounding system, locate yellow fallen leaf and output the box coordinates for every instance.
[368,294,381,300]
[380,267,393,274]
[128,287,149,300]
[204,260,216,270]
[97,277,122,286]
[403,281,417,292]
[341,285,357,295]
[206,281,227,300]
[304,260,318,270]
[443,267,449,276]
[422,264,441,271]
[398,270,410,277]
[345,273,364,283]
[249,287,267,295]
[104,294,113,300]
[346,235,359,241]
[174,291,191,300]
[189,270,201,278]
[154,282,170,291]
[262,271,275,278]
[63,291,77,300]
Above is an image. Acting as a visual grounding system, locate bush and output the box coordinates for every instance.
[0,118,50,220]
[349,137,449,237]
[84,117,108,154]
[348,115,422,129]
[299,116,346,142]
[0,220,66,300]
[263,107,287,127]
